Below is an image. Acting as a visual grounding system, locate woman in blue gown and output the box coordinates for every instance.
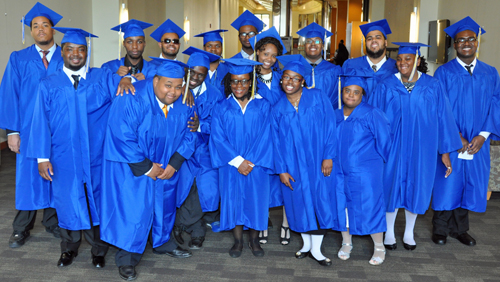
[209,58,274,258]
[335,75,392,265]
[369,43,462,251]
[272,55,343,267]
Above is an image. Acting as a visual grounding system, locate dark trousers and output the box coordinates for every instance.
[60,225,109,256]
[432,207,469,237]
[175,179,207,238]
[203,209,220,224]
[12,208,58,232]
[115,232,178,267]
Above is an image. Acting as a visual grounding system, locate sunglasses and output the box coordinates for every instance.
[163,38,180,44]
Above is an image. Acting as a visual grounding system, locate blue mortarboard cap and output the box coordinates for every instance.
[183,46,220,69]
[111,19,153,39]
[53,27,98,45]
[231,10,266,32]
[276,55,313,86]
[392,42,430,56]
[194,29,228,45]
[340,71,373,91]
[223,58,262,75]
[444,16,486,39]
[150,19,185,42]
[296,22,333,39]
[23,2,63,26]
[149,57,189,78]
[250,26,288,54]
[359,19,392,38]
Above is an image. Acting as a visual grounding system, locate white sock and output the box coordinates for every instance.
[299,233,311,252]
[310,235,326,261]
[403,209,418,245]
[384,209,399,245]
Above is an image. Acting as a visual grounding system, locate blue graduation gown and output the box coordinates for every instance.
[305,60,342,107]
[433,59,500,213]
[272,88,343,232]
[177,82,222,212]
[0,45,63,210]
[342,56,398,98]
[230,52,245,59]
[369,73,462,214]
[204,61,229,96]
[101,57,157,79]
[26,68,122,230]
[335,102,392,235]
[209,95,274,231]
[100,80,195,253]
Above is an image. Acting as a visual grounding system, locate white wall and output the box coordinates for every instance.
[419,0,438,74]
[92,0,120,67]
[369,0,385,21]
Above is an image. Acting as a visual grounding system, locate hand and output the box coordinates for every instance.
[158,164,176,180]
[321,159,333,177]
[38,161,53,181]
[184,88,195,107]
[133,73,146,81]
[187,111,199,132]
[116,77,136,96]
[279,172,295,190]
[458,136,469,153]
[117,66,131,76]
[7,134,20,154]
[237,160,254,176]
[146,163,164,180]
[468,135,486,155]
[442,153,452,178]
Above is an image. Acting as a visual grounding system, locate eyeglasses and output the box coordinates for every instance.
[239,31,256,38]
[305,39,323,45]
[163,38,180,44]
[282,76,302,83]
[343,88,362,95]
[455,37,477,44]
[230,79,250,86]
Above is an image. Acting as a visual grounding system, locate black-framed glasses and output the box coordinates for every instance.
[282,76,302,83]
[455,37,477,44]
[305,39,323,45]
[239,31,256,38]
[163,38,180,44]
[230,79,250,86]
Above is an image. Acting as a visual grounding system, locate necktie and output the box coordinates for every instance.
[71,75,80,90]
[130,66,139,75]
[465,64,473,76]
[310,63,318,68]
[162,105,168,118]
[41,50,49,69]
[195,86,202,98]
[372,65,377,72]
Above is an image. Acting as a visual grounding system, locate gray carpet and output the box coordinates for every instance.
[1,149,499,282]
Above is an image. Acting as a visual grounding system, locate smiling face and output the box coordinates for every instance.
[188,66,208,90]
[30,16,55,47]
[230,73,251,99]
[396,53,420,81]
[256,43,278,74]
[304,37,323,61]
[454,30,478,63]
[281,70,303,96]
[342,85,363,110]
[159,32,180,59]
[239,25,258,49]
[62,42,87,71]
[153,76,184,105]
[204,40,222,56]
[365,30,387,59]
[123,36,146,60]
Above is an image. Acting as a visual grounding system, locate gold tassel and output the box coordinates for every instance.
[338,76,341,109]
[251,35,257,100]
[307,68,315,89]
[323,31,327,61]
[182,69,191,104]
[476,27,482,58]
[408,50,418,82]
[222,32,225,59]
[118,26,121,60]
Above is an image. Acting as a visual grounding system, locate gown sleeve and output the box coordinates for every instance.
[321,94,337,160]
[271,107,287,174]
[369,108,393,162]
[0,53,22,131]
[27,81,52,159]
[209,103,241,168]
[436,81,463,154]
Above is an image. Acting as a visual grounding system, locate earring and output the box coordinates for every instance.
[280,80,282,83]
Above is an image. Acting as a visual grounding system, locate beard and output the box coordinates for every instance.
[366,46,385,59]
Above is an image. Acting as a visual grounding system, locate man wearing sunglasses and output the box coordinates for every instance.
[432,16,500,248]
[150,19,185,61]
[230,10,265,60]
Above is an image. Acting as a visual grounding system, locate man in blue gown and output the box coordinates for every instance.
[100,58,195,281]
[296,23,342,107]
[26,27,134,268]
[0,2,63,248]
[101,19,157,80]
[194,29,230,91]
[342,19,398,98]
[230,10,265,59]
[150,19,185,61]
[173,47,223,249]
[432,17,500,247]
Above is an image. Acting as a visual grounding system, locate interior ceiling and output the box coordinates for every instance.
[252,0,321,11]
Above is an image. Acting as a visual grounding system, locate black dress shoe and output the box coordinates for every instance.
[229,244,243,258]
[432,234,447,245]
[295,251,310,259]
[384,243,397,250]
[173,226,184,245]
[9,231,30,248]
[403,242,417,251]
[188,237,205,249]
[154,246,192,258]
[92,255,105,268]
[248,242,265,257]
[454,232,476,246]
[119,265,137,281]
[57,251,77,267]
[46,226,61,239]
[308,252,332,266]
